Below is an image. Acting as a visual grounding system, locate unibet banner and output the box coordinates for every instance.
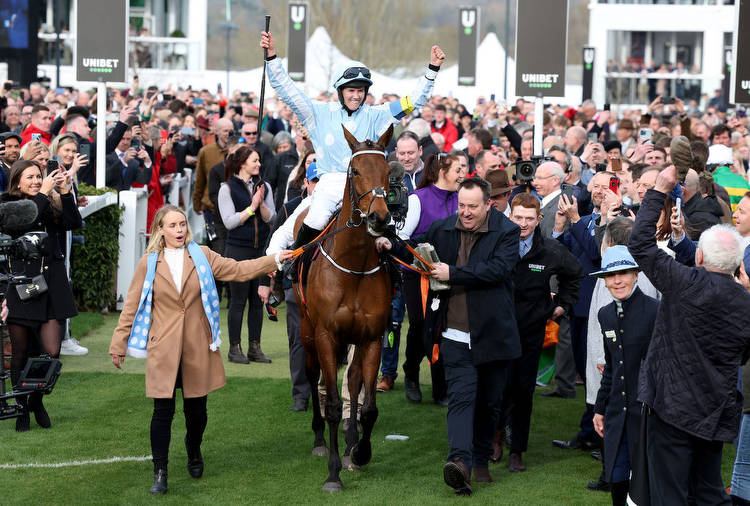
[76,0,128,83]
[731,0,750,104]
[287,2,308,82]
[515,0,568,98]
[458,7,480,86]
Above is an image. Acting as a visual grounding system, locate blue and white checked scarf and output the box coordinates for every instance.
[127,241,222,358]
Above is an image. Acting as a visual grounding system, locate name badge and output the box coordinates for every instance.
[605,330,616,342]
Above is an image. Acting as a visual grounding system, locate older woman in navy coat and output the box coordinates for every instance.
[592,245,659,506]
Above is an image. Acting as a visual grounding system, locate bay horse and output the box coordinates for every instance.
[293,125,394,492]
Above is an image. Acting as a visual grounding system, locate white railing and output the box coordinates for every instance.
[116,187,149,310]
[603,72,725,105]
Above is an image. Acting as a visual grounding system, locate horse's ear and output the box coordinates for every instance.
[377,124,394,150]
[342,126,359,151]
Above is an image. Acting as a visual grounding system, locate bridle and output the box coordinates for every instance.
[317,147,389,276]
[345,149,388,228]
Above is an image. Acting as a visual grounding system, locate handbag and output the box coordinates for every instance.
[15,258,48,301]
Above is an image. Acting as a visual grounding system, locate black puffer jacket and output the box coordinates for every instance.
[629,189,750,442]
[514,228,582,337]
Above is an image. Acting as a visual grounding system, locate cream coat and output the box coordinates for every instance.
[110,246,276,398]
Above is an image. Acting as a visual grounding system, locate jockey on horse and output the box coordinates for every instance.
[260,31,445,276]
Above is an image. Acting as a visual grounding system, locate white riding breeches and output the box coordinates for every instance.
[303,172,347,230]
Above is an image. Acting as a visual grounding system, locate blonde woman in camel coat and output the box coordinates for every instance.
[110,204,290,494]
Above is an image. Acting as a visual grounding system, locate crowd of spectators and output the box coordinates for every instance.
[4,72,750,503]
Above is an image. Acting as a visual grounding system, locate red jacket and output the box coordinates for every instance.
[431,120,459,152]
[132,152,167,232]
[20,124,53,147]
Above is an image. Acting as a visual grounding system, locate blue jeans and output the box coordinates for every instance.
[732,414,750,500]
[380,293,405,379]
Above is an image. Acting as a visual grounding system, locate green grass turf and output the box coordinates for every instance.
[1,304,738,504]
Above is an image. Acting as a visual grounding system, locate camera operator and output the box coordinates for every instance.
[2,160,82,432]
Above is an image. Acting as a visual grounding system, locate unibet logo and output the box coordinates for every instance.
[291,5,305,31]
[742,80,750,94]
[522,74,560,88]
[583,48,595,65]
[82,58,120,73]
[461,9,475,36]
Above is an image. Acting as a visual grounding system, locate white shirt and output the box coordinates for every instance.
[540,188,561,210]
[442,328,471,347]
[399,194,422,240]
[163,247,185,295]
[266,196,312,255]
[115,148,152,169]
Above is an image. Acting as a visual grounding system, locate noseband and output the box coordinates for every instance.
[346,149,388,228]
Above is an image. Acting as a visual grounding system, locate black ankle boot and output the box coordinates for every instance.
[247,341,271,363]
[227,344,250,364]
[283,224,322,282]
[15,394,30,432]
[149,469,168,494]
[185,436,204,479]
[28,391,51,428]
[610,480,629,506]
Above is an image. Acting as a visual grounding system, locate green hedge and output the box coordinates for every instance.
[71,183,124,312]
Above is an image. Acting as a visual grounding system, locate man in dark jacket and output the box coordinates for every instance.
[629,164,750,506]
[105,127,153,191]
[497,193,582,473]
[377,177,521,494]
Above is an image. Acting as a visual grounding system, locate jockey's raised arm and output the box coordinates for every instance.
[259,30,444,280]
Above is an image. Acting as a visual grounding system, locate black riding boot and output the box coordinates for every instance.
[610,480,629,506]
[283,224,322,282]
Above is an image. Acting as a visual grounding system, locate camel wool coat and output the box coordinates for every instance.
[110,245,277,398]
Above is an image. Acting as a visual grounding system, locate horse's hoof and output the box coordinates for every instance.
[322,480,343,492]
[312,445,329,457]
[350,440,372,467]
[342,455,360,471]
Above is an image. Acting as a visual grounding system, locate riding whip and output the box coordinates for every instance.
[257,15,271,138]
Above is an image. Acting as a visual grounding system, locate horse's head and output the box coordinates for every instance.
[342,124,394,237]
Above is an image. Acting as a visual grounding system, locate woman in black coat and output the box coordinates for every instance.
[592,245,659,506]
[2,160,82,432]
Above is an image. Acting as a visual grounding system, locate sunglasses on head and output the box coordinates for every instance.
[341,67,371,80]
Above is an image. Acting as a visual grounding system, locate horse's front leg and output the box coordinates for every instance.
[351,338,382,467]
[343,345,363,469]
[317,332,343,492]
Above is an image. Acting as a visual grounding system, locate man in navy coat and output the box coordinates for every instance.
[377,177,521,495]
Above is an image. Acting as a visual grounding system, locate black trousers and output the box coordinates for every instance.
[402,274,446,401]
[442,338,509,472]
[285,287,310,402]
[647,410,731,506]
[150,393,207,473]
[224,244,264,346]
[501,329,545,453]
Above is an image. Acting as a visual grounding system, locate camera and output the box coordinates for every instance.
[515,155,553,183]
[386,179,408,225]
[0,228,54,423]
